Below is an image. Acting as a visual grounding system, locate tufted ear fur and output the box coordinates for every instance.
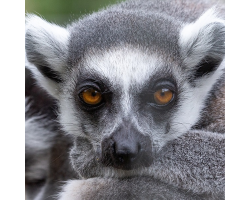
[25,14,69,99]
[179,7,225,83]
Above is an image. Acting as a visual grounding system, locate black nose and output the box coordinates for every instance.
[114,140,141,164]
[101,123,153,170]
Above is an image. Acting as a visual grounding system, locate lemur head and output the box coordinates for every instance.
[26,7,224,171]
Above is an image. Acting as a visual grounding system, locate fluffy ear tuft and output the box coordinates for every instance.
[25,14,70,98]
[179,7,225,81]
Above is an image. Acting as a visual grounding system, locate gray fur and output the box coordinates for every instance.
[25,81,225,199]
[69,130,224,197]
[25,0,225,199]
[25,67,78,200]
[25,67,58,200]
[194,73,225,133]
[59,79,224,199]
[62,130,224,200]
[25,99,56,200]
[67,0,224,66]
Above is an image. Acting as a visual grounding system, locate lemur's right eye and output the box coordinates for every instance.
[144,79,176,109]
[154,88,173,105]
[80,88,102,105]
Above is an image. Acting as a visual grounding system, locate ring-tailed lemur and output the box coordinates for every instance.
[25,0,225,199]
[25,67,78,200]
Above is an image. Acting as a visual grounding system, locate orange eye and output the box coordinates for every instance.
[154,89,173,105]
[80,88,102,105]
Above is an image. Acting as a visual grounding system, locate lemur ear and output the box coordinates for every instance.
[25,14,69,99]
[179,7,225,82]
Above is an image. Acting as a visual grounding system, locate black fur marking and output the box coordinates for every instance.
[25,30,66,83]
[187,22,225,83]
[194,56,222,78]
[25,68,58,119]
[37,65,62,83]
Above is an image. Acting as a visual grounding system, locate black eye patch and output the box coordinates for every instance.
[139,79,177,109]
[75,79,112,111]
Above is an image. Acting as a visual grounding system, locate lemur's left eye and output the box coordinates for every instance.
[154,89,173,105]
[80,88,102,105]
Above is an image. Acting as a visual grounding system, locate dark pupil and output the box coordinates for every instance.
[91,91,97,97]
[160,91,165,96]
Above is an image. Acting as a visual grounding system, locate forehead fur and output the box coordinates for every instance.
[67,9,181,66]
[80,46,175,90]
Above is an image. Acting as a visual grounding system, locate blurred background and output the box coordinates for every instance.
[25,0,120,25]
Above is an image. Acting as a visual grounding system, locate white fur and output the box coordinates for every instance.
[59,46,164,142]
[26,3,225,199]
[26,59,61,99]
[58,180,91,200]
[179,7,224,67]
[59,45,224,150]
[59,97,84,137]
[26,14,69,73]
[169,59,225,144]
[33,186,46,200]
[25,15,69,99]
[83,46,163,116]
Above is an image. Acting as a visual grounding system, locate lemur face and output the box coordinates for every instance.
[59,45,223,170]
[60,47,183,170]
[25,7,224,171]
